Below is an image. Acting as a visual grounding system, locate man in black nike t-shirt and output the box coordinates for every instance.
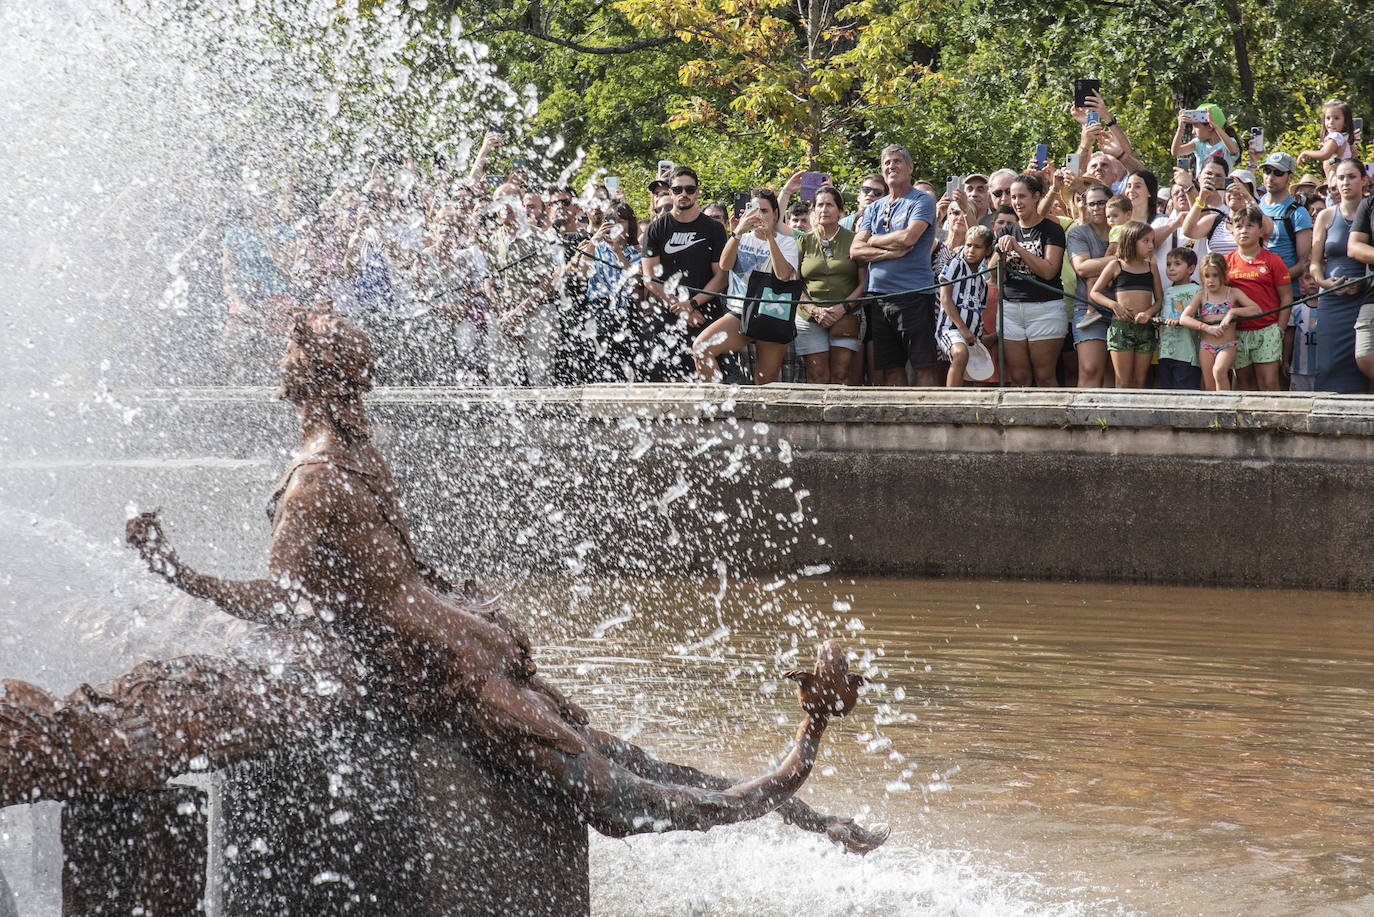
[640,166,728,380]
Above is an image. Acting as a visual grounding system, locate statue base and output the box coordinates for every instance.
[30,726,589,916]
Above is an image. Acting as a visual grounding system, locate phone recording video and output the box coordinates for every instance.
[799,171,829,202]
[1073,78,1101,109]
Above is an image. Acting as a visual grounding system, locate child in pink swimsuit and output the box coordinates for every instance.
[1175,252,1261,390]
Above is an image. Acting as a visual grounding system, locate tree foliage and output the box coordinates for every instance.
[419,0,1374,205]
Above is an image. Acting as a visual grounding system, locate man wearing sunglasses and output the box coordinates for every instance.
[840,173,887,231]
[641,166,729,380]
[984,169,1019,227]
[850,145,942,386]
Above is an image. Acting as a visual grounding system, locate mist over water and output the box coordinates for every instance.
[0,0,523,389]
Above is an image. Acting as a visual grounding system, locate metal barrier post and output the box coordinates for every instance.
[996,262,1006,388]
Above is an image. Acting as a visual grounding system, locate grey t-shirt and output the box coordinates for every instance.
[1065,222,1110,310]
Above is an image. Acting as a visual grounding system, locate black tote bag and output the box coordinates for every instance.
[740,270,805,343]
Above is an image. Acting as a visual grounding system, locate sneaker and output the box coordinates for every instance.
[1075,310,1103,330]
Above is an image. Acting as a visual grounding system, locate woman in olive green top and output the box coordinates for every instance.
[795,186,868,383]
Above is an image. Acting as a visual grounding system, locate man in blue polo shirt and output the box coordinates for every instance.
[850,144,940,386]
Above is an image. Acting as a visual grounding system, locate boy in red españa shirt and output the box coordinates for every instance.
[1224,204,1292,391]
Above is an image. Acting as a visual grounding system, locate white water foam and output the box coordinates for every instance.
[591,821,1132,917]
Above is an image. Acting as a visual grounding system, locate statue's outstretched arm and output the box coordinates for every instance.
[125,470,332,627]
[496,641,887,849]
[586,729,888,854]
[126,510,298,626]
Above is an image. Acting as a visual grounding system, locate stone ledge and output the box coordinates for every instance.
[14,384,1372,434]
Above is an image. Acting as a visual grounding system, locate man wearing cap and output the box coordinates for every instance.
[1258,152,1313,298]
[963,173,991,227]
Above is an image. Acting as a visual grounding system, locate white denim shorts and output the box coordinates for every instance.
[794,310,866,356]
[1000,297,1068,343]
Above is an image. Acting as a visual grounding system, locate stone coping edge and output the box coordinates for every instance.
[58,384,1374,439]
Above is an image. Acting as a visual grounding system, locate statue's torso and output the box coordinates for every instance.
[267,443,529,704]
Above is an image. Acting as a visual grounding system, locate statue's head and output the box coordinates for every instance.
[279,306,374,440]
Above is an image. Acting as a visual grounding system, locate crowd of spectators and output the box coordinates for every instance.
[207,90,1374,393]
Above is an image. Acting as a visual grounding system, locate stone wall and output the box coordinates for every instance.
[4,385,1372,590]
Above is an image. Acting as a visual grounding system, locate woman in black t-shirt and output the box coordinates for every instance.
[993,174,1067,386]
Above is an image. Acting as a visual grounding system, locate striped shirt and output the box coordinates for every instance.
[934,254,988,357]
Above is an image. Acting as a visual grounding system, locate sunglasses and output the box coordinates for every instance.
[991,189,1010,197]
[671,185,698,195]
[1261,167,1288,176]
[1085,199,1109,208]
[859,186,884,196]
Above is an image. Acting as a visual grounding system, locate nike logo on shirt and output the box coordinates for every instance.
[663,232,705,254]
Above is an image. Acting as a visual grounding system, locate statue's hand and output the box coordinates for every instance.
[825,819,890,855]
[786,639,864,719]
[125,509,181,582]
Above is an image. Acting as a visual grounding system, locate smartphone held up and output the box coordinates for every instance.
[1073,77,1101,109]
[799,171,830,202]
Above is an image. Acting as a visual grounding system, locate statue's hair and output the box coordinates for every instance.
[291,308,374,443]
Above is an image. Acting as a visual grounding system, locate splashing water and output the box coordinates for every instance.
[0,2,1147,915]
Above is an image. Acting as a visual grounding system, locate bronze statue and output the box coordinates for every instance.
[0,309,887,853]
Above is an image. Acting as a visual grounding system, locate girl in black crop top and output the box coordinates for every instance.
[1088,220,1163,387]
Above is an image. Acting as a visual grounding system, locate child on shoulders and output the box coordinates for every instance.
[1296,99,1355,180]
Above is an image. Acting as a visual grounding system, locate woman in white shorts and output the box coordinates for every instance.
[993,174,1068,386]
[794,186,868,383]
[693,188,799,383]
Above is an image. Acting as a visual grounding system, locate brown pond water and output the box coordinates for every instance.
[515,575,1374,917]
